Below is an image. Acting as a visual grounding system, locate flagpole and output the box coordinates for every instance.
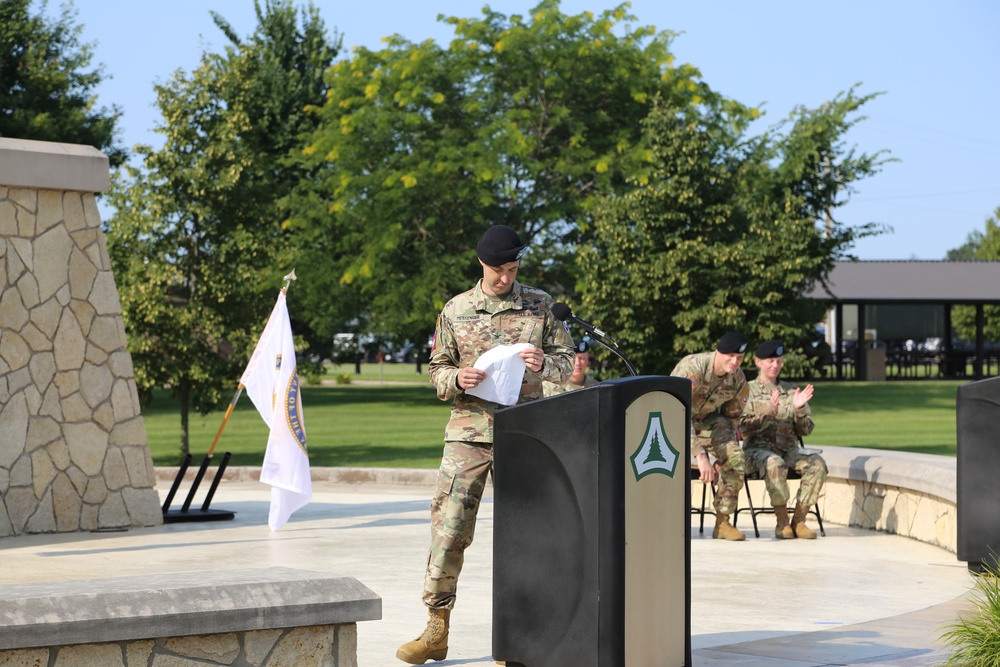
[206,269,296,457]
[206,386,243,457]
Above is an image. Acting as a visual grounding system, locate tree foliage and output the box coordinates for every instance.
[579,89,889,377]
[952,206,1000,343]
[946,229,985,260]
[0,0,126,165]
[105,0,339,456]
[286,0,726,344]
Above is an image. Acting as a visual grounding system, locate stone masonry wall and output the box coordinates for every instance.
[0,184,161,536]
[0,624,359,667]
[822,477,956,552]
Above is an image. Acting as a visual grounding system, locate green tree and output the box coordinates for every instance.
[579,89,889,377]
[952,207,1000,343]
[0,0,126,165]
[106,0,339,457]
[286,0,723,344]
[946,229,984,260]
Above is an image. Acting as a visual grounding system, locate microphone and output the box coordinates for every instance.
[551,303,611,341]
[551,303,638,376]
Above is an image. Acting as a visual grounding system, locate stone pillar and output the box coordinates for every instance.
[0,137,161,536]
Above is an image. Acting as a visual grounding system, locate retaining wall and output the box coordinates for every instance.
[0,568,380,666]
[700,445,957,551]
[159,448,958,552]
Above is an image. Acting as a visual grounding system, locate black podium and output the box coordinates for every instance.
[493,375,691,667]
[957,376,1000,572]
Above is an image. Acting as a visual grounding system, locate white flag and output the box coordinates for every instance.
[240,289,312,530]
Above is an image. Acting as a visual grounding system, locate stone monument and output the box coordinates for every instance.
[0,137,161,536]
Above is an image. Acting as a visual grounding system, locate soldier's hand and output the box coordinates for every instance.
[696,453,717,484]
[770,389,780,414]
[457,367,487,389]
[518,346,544,373]
[793,384,814,409]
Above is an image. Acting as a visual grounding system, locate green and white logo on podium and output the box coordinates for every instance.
[630,411,680,480]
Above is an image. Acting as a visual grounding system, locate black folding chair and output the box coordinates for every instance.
[734,438,825,538]
[690,463,716,534]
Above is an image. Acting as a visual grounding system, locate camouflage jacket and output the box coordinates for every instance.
[670,351,749,428]
[542,374,599,397]
[429,280,575,443]
[739,378,815,452]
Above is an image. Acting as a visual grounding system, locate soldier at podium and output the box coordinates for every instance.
[672,332,750,541]
[397,224,574,665]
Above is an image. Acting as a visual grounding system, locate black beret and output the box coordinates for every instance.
[477,225,528,266]
[755,340,784,359]
[716,331,748,354]
[575,340,590,353]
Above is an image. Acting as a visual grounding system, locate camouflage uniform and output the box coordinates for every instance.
[542,373,599,397]
[422,279,574,610]
[740,378,827,506]
[671,351,749,515]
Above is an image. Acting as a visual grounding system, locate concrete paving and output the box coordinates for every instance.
[0,475,978,666]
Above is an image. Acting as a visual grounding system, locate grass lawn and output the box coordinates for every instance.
[805,380,960,456]
[143,366,964,468]
[144,383,448,469]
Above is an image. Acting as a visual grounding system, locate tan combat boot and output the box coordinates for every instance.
[396,607,450,664]
[773,504,794,539]
[792,504,818,539]
[712,513,746,541]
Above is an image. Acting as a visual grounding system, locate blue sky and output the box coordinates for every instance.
[46,0,1000,260]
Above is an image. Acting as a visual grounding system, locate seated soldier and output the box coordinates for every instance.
[542,340,598,396]
[739,340,827,539]
[672,332,750,541]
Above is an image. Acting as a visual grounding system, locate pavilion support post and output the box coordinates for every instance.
[835,303,844,380]
[975,304,985,380]
[857,304,868,381]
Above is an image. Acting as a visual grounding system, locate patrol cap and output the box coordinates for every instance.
[477,225,528,266]
[716,331,748,354]
[755,340,784,359]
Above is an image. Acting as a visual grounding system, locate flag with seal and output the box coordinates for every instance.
[240,286,312,530]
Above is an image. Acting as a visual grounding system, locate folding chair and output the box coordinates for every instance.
[690,462,716,534]
[734,438,825,538]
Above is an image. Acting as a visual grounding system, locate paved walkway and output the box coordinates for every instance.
[1,477,977,666]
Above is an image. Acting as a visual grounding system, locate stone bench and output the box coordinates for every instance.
[694,445,958,552]
[817,445,956,551]
[0,567,380,666]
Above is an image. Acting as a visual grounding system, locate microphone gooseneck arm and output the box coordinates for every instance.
[596,337,639,377]
[552,303,638,376]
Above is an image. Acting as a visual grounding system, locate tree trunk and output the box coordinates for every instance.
[179,382,191,460]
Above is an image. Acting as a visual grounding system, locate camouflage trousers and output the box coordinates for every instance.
[694,416,744,516]
[743,447,828,507]
[421,441,492,610]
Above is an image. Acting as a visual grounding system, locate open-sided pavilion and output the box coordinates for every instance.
[806,260,1000,380]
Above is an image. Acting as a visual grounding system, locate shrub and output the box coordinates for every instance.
[941,559,1000,666]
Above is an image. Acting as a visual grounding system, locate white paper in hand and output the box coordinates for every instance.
[465,343,533,406]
